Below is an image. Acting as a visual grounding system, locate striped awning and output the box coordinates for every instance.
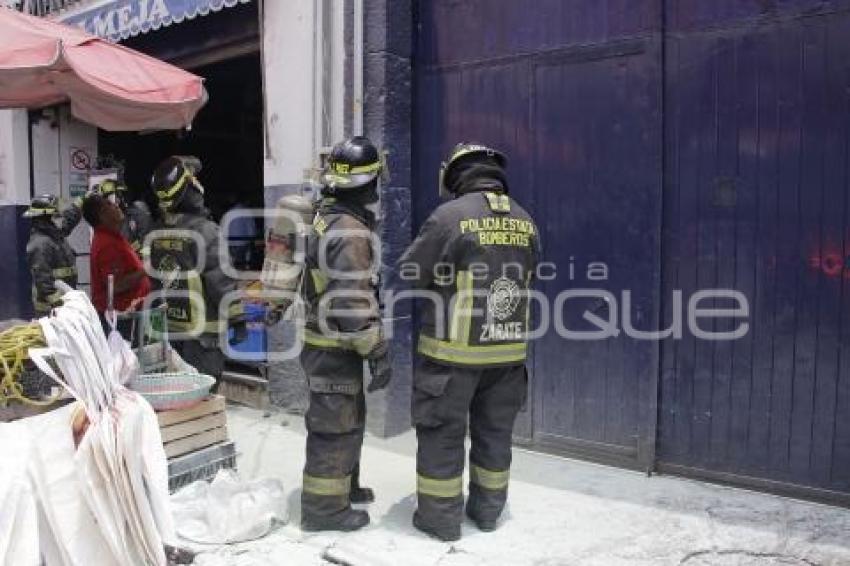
[52,0,251,42]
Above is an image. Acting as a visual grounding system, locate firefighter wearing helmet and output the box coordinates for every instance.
[149,156,245,385]
[299,136,392,532]
[24,194,82,316]
[398,143,540,541]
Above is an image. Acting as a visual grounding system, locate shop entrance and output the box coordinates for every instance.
[98,52,264,268]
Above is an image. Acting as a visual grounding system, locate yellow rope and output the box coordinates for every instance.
[0,323,60,407]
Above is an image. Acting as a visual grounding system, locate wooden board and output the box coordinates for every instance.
[217,377,268,411]
[157,395,226,427]
[164,426,228,458]
[168,441,237,476]
[160,412,226,443]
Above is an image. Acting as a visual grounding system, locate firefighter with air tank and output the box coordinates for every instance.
[295,136,392,532]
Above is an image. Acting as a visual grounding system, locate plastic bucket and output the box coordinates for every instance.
[228,303,267,362]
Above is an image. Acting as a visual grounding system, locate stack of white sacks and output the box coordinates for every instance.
[0,289,175,566]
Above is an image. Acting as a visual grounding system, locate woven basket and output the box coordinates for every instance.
[128,372,216,411]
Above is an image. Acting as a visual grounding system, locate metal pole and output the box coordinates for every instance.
[352,0,364,135]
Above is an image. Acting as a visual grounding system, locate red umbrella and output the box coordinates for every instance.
[0,7,207,131]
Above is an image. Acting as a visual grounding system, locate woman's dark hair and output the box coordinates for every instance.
[82,193,105,227]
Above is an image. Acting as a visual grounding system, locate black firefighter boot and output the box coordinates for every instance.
[302,488,370,532]
[465,483,503,532]
[465,506,498,532]
[301,507,370,533]
[413,511,462,542]
[349,464,375,504]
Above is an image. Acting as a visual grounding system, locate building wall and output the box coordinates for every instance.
[362,0,414,437]
[31,107,97,291]
[261,0,415,436]
[0,110,33,320]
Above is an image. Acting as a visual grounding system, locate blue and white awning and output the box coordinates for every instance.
[53,0,251,42]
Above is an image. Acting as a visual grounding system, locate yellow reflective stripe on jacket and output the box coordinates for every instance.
[304,328,343,349]
[310,269,328,295]
[470,464,510,491]
[449,271,474,344]
[33,287,62,312]
[345,325,382,357]
[303,473,351,496]
[417,335,527,365]
[303,327,381,355]
[484,192,511,213]
[52,266,76,278]
[417,474,463,498]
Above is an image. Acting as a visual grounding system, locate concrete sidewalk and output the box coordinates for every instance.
[189,405,850,565]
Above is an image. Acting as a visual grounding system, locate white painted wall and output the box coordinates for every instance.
[329,0,346,144]
[0,109,31,206]
[262,0,346,188]
[262,0,318,188]
[29,105,97,288]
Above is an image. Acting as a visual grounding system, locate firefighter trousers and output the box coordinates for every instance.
[413,358,527,530]
[300,347,367,519]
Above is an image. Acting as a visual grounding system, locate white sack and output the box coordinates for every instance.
[26,403,122,566]
[171,470,288,544]
[0,422,38,566]
[107,328,139,385]
[28,291,174,565]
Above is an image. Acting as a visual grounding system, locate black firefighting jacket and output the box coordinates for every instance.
[150,208,241,335]
[399,188,539,367]
[26,204,82,314]
[302,197,383,357]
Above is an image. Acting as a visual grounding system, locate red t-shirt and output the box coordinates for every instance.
[90,225,151,313]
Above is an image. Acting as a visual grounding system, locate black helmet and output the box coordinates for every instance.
[320,136,383,191]
[23,194,60,218]
[151,155,203,211]
[439,143,507,198]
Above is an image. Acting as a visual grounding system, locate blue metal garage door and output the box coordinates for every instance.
[658,0,850,502]
[413,0,850,502]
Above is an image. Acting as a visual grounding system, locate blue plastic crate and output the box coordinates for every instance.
[228,303,267,362]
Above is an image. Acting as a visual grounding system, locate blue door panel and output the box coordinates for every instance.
[659,9,850,494]
[531,44,663,463]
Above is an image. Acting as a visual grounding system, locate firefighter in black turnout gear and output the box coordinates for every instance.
[149,156,244,383]
[24,194,83,317]
[399,143,539,541]
[300,136,391,532]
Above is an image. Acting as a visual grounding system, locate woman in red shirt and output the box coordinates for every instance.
[83,193,151,336]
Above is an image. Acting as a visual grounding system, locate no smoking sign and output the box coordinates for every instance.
[70,148,92,171]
